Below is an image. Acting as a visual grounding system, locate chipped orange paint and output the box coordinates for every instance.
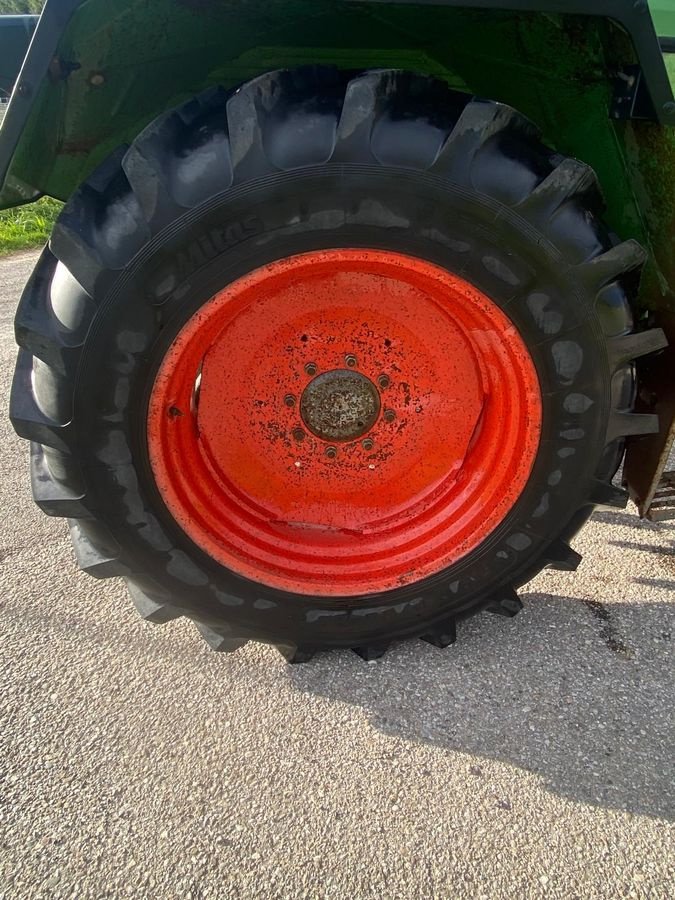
[147,249,542,596]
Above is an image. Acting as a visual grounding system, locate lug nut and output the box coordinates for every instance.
[284,394,296,408]
[378,375,390,389]
[383,409,396,423]
[362,438,374,451]
[305,362,317,376]
[325,446,338,459]
[345,354,357,368]
[292,428,306,442]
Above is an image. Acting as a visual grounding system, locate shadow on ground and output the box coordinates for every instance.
[286,592,674,821]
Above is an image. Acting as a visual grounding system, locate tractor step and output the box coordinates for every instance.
[645,471,675,522]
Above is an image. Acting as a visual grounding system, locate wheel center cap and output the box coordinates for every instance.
[300,369,381,442]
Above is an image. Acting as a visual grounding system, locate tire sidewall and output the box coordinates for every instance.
[72,167,610,645]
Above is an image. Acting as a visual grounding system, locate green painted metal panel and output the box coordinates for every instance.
[0,1,672,314]
[0,4,644,205]
[649,1,675,37]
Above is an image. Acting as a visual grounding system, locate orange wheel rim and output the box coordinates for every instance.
[147,249,542,596]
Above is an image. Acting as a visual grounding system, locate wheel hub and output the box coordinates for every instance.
[300,370,381,442]
[147,249,542,596]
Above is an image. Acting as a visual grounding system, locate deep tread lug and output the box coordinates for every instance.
[50,147,148,285]
[50,218,105,299]
[69,520,129,579]
[607,329,668,370]
[352,643,389,662]
[122,143,184,227]
[125,579,182,624]
[485,590,523,618]
[575,240,647,292]
[276,644,316,664]
[517,158,602,219]
[16,315,82,379]
[125,87,232,218]
[226,75,278,182]
[421,618,457,649]
[49,261,96,336]
[10,350,72,453]
[590,480,629,509]
[331,69,455,170]
[333,70,390,162]
[84,146,130,195]
[30,443,91,518]
[606,411,660,443]
[545,540,583,572]
[196,623,247,653]
[13,250,83,377]
[175,85,229,128]
[431,99,539,183]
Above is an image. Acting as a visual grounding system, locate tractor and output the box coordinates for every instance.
[1,1,674,663]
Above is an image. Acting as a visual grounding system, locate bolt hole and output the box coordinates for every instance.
[292,428,305,442]
[168,406,183,418]
[384,339,392,348]
[301,334,308,343]
[305,362,317,376]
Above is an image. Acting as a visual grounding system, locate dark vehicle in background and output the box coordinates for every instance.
[0,16,38,103]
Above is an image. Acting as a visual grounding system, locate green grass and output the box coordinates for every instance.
[0,197,62,255]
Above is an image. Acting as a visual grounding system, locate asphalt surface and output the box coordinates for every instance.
[1,251,674,899]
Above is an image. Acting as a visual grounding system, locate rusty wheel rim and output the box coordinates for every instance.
[147,249,542,596]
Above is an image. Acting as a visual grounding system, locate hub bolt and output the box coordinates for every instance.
[292,428,306,442]
[378,375,390,390]
[345,354,357,368]
[284,394,296,408]
[362,438,374,451]
[305,363,318,376]
[383,409,396,423]
[325,446,338,459]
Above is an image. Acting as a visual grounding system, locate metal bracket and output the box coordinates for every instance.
[624,312,675,519]
[611,65,657,120]
[646,471,675,521]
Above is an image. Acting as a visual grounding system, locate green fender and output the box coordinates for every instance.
[0,0,672,308]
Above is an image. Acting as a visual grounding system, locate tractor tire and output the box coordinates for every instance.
[10,68,666,663]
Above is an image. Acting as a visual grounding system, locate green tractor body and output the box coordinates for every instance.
[1,1,674,661]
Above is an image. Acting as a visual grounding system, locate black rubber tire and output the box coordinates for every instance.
[10,68,666,663]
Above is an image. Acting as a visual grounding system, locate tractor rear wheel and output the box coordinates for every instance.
[10,68,664,662]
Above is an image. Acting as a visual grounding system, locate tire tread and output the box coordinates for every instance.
[11,66,667,660]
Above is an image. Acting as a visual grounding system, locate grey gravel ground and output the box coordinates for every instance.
[1,251,674,899]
